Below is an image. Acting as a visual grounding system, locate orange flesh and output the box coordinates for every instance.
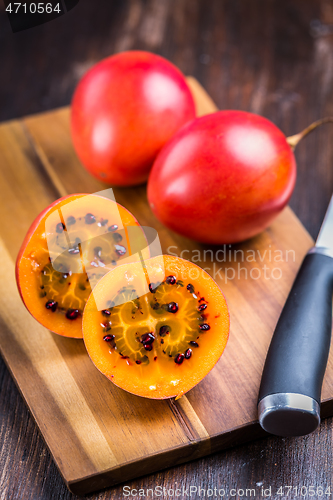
[16,194,146,338]
[83,255,229,399]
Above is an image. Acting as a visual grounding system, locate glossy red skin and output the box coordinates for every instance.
[147,111,297,244]
[71,51,196,186]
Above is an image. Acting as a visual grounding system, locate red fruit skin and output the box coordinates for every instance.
[71,51,196,186]
[147,110,297,244]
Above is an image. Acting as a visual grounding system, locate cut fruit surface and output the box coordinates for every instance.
[83,255,229,399]
[16,193,147,338]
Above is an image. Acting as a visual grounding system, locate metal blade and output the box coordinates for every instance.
[316,195,333,249]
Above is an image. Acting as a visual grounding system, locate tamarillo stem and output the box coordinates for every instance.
[287,117,333,150]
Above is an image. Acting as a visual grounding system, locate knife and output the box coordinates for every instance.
[258,195,333,437]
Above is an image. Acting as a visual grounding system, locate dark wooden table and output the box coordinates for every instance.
[1,0,333,498]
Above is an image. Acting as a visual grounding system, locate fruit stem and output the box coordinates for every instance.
[287,117,333,150]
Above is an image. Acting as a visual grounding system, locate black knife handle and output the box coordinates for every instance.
[258,250,333,437]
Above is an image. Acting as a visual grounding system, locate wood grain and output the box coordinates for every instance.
[0,76,327,495]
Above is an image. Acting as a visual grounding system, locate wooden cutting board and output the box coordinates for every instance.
[0,78,332,495]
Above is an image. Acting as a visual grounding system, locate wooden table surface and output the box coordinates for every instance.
[1,0,333,498]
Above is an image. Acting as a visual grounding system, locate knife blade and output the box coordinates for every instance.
[258,196,333,436]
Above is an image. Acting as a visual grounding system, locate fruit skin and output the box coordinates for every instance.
[16,194,144,339]
[83,255,229,399]
[71,51,196,186]
[147,110,297,244]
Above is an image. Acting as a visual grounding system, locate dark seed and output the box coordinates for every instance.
[85,213,96,224]
[121,356,129,360]
[187,283,195,293]
[102,309,111,317]
[140,332,155,345]
[94,246,102,258]
[66,309,79,320]
[161,339,164,344]
[56,222,65,233]
[189,341,199,347]
[167,302,178,313]
[101,322,112,332]
[136,360,142,365]
[175,353,184,365]
[100,219,108,226]
[166,275,176,285]
[112,232,122,242]
[154,356,157,361]
[200,323,210,331]
[45,300,57,312]
[198,303,207,312]
[151,302,160,310]
[108,224,118,232]
[144,343,153,351]
[68,238,81,255]
[199,297,206,302]
[66,216,76,226]
[149,283,156,293]
[68,246,80,255]
[103,334,115,342]
[159,325,170,337]
[185,348,192,359]
[115,245,126,256]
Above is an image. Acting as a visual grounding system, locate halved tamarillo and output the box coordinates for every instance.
[83,255,229,399]
[16,193,147,338]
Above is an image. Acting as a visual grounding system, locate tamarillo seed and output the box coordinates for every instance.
[66,216,76,226]
[100,219,108,226]
[149,283,156,293]
[198,303,207,312]
[94,246,102,258]
[56,222,65,233]
[189,341,199,347]
[103,334,115,342]
[136,360,142,365]
[144,343,153,351]
[167,302,178,313]
[166,275,176,285]
[115,245,126,256]
[140,333,155,344]
[187,283,195,293]
[175,353,184,365]
[101,322,112,332]
[184,348,192,359]
[102,309,111,317]
[112,232,123,242]
[200,323,210,331]
[85,213,96,224]
[45,300,57,312]
[66,309,79,320]
[108,224,118,232]
[159,325,170,337]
